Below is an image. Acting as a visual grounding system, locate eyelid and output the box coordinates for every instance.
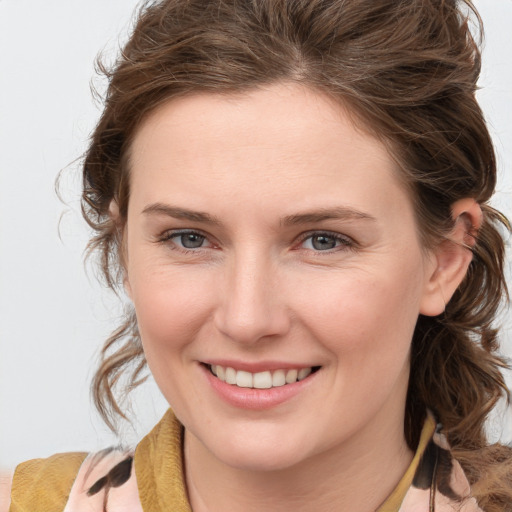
[156,228,355,254]
[295,230,356,252]
[158,228,217,250]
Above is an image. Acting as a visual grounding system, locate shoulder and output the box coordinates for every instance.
[3,410,182,512]
[66,447,142,512]
[6,448,142,512]
[7,452,87,511]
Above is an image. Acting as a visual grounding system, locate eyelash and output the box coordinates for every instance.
[158,229,214,254]
[296,231,355,253]
[158,229,355,255]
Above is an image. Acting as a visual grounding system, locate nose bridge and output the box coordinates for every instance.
[214,245,289,344]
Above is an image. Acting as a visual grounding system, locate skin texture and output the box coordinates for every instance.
[122,83,479,512]
[0,473,13,512]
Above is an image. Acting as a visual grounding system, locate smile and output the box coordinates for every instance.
[208,365,320,389]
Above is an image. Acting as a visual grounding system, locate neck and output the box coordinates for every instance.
[184,408,413,512]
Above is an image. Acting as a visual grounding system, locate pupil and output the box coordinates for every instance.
[181,233,204,249]
[312,235,336,250]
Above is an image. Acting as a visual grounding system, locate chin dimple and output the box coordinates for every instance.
[209,365,317,389]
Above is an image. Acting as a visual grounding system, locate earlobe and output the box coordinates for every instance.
[109,199,120,221]
[419,199,482,317]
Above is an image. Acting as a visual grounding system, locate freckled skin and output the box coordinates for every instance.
[123,83,442,510]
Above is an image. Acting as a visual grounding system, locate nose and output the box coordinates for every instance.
[213,249,291,345]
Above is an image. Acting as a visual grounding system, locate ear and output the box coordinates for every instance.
[419,199,482,316]
[108,198,120,221]
[123,268,133,300]
[109,199,132,299]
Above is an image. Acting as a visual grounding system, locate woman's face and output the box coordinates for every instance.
[124,84,438,471]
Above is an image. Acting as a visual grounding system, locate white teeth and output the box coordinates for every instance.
[285,369,298,384]
[298,367,312,380]
[236,370,253,388]
[253,371,272,389]
[209,365,316,389]
[272,369,286,387]
[225,367,237,385]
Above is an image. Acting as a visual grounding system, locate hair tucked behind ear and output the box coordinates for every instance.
[83,0,512,508]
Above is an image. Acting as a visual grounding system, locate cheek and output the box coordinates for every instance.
[130,267,215,356]
[292,262,425,361]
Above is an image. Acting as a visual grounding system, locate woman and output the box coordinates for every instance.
[3,0,511,510]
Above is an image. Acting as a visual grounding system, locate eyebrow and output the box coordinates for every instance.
[142,203,222,225]
[142,203,376,226]
[281,207,376,226]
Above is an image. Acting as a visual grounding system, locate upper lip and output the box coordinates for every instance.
[201,360,319,373]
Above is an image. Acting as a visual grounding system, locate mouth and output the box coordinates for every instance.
[205,364,321,390]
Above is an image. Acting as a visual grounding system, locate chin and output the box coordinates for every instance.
[201,425,320,473]
[220,445,310,473]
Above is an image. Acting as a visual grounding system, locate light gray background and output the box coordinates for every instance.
[0,0,511,470]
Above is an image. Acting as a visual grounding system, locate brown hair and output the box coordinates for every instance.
[82,0,512,509]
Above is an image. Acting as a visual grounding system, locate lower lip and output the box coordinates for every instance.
[201,365,317,410]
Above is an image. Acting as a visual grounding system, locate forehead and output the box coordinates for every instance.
[127,83,412,222]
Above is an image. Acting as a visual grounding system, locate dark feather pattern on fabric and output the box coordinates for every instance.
[436,446,460,501]
[87,456,133,496]
[413,438,438,490]
[412,436,460,502]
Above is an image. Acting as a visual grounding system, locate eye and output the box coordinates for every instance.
[300,232,353,252]
[160,230,212,250]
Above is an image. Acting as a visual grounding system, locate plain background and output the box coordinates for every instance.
[0,0,511,470]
